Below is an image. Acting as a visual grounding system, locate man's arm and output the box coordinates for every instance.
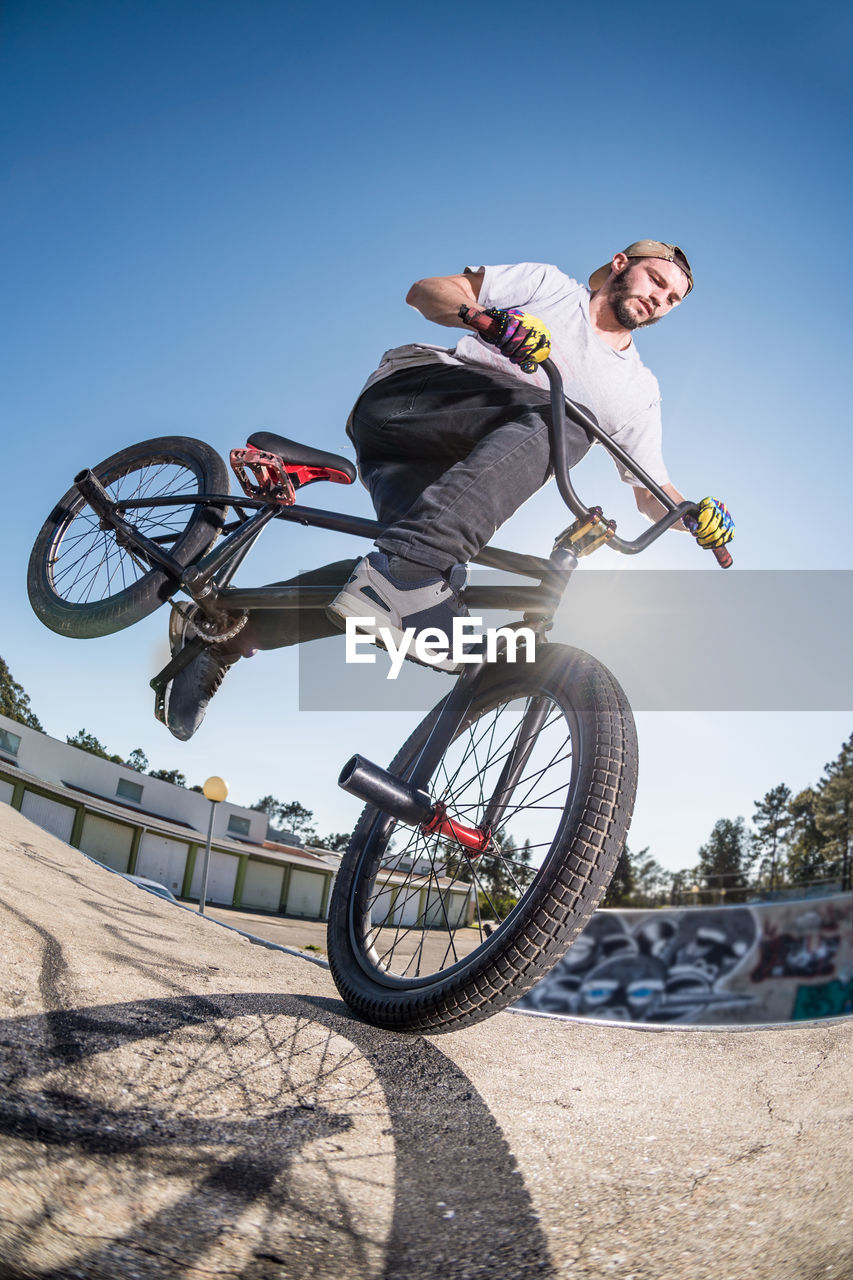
[634,482,692,530]
[406,270,485,327]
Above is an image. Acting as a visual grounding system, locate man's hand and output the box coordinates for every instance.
[685,496,734,548]
[479,307,551,372]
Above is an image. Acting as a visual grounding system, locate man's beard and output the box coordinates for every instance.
[609,271,662,330]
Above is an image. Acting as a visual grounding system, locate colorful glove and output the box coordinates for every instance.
[480,307,551,373]
[685,497,734,548]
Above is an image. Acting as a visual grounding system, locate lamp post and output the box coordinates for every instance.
[198,775,229,915]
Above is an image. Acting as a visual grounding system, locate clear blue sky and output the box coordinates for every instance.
[3,0,851,870]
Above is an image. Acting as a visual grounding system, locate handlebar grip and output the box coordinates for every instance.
[459,303,501,340]
[713,544,733,569]
[458,304,537,373]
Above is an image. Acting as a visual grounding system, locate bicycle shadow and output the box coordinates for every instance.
[0,988,555,1280]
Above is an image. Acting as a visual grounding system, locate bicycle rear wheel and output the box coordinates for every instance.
[327,644,638,1034]
[28,437,229,639]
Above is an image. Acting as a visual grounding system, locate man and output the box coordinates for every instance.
[165,240,733,740]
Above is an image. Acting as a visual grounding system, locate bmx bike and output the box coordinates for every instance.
[27,315,731,1034]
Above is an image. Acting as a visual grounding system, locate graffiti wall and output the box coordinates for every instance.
[515,893,853,1025]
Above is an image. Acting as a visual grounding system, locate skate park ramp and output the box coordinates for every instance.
[517,894,853,1026]
[1,802,851,1280]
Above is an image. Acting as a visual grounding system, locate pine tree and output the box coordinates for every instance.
[696,817,750,902]
[278,800,318,841]
[669,869,692,907]
[66,729,125,764]
[251,796,318,843]
[127,747,149,773]
[313,832,351,852]
[814,734,853,891]
[785,787,832,887]
[601,844,635,907]
[148,768,187,787]
[751,783,792,890]
[0,657,43,731]
[450,833,535,920]
[631,847,670,906]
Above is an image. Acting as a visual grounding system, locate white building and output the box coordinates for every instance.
[0,711,473,928]
[0,711,337,918]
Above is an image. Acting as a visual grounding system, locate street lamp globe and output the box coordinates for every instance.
[203,776,229,803]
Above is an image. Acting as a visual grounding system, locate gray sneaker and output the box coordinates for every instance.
[165,609,238,741]
[327,551,470,673]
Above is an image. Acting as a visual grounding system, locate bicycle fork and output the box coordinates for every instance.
[338,666,552,858]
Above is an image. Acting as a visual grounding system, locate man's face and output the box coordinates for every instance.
[607,257,690,330]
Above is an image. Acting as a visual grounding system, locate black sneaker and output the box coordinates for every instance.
[326,551,472,673]
[165,609,238,741]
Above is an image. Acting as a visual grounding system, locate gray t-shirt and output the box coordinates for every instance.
[359,262,669,487]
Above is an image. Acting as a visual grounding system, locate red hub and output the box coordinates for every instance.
[421,803,491,856]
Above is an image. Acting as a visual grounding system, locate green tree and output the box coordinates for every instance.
[751,783,792,890]
[126,747,149,773]
[473,835,535,919]
[444,833,535,919]
[278,800,318,840]
[313,831,351,852]
[669,869,693,907]
[696,817,750,903]
[251,796,319,843]
[148,767,187,787]
[0,657,43,731]
[785,787,832,887]
[252,796,279,816]
[814,734,853,891]
[631,848,670,906]
[66,729,125,764]
[601,844,635,907]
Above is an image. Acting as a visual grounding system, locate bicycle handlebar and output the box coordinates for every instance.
[458,305,732,568]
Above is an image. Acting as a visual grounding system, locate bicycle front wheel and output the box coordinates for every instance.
[327,644,638,1034]
[28,437,229,638]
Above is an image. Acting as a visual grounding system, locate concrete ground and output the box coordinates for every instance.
[202,904,487,971]
[201,903,333,954]
[1,802,851,1280]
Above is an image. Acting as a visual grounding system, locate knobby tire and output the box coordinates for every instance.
[327,644,638,1034]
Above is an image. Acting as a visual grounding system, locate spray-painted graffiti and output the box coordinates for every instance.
[792,977,853,1020]
[516,894,853,1025]
[516,908,759,1024]
[750,904,845,982]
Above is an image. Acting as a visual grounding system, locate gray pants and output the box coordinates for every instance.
[349,363,592,571]
[235,363,592,654]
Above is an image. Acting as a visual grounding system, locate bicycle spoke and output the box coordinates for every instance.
[47,460,199,604]
[350,681,580,981]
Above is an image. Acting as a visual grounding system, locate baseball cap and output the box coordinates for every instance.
[588,240,694,295]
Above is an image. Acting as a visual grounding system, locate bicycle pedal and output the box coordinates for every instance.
[230,446,296,505]
[150,636,208,725]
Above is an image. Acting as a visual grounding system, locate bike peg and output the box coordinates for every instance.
[339,755,434,826]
